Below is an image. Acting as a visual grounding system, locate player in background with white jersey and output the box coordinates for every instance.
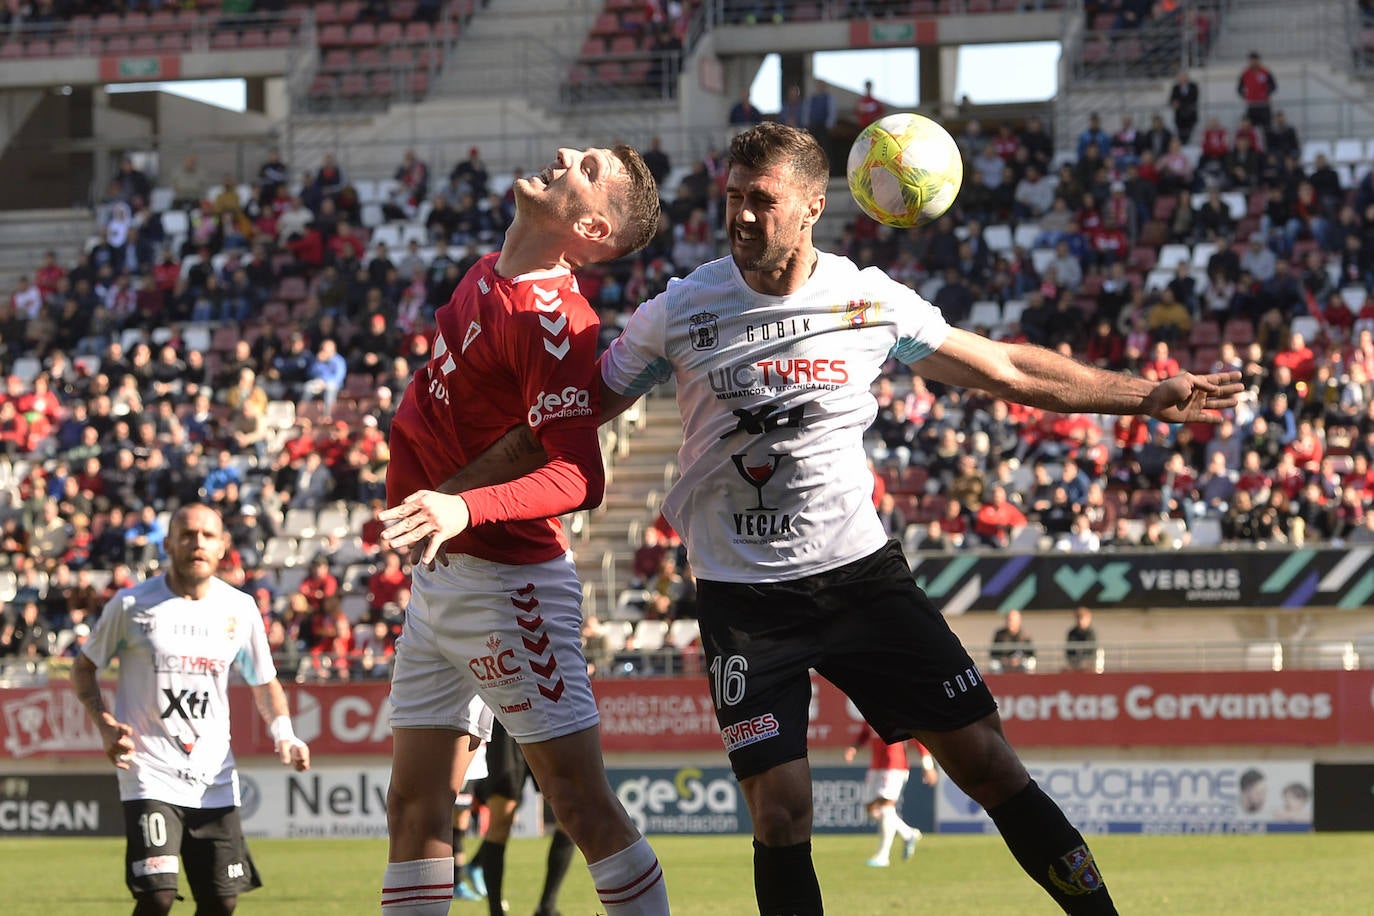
[377,143,668,916]
[844,723,936,868]
[72,504,310,916]
[381,123,1243,914]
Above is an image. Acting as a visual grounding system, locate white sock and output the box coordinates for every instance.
[588,836,670,914]
[381,858,453,913]
[877,806,907,858]
[885,805,915,842]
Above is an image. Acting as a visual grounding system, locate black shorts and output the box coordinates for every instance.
[123,799,262,901]
[697,540,997,780]
[471,720,534,802]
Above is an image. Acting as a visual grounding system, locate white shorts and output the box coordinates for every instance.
[863,768,910,804]
[389,551,599,744]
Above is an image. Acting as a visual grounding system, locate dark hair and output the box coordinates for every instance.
[728,122,829,196]
[607,143,661,260]
[1240,768,1265,791]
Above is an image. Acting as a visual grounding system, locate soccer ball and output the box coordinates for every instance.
[846,113,963,229]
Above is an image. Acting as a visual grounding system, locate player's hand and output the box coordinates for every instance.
[1141,371,1242,424]
[922,767,939,786]
[99,715,136,770]
[380,491,471,566]
[843,747,857,763]
[277,738,311,772]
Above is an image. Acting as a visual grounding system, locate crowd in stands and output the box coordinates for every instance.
[4,29,1374,679]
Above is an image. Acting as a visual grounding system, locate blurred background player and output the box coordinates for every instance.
[71,504,310,916]
[469,719,574,916]
[454,702,490,902]
[845,722,937,868]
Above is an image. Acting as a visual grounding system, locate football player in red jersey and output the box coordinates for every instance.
[377,145,668,916]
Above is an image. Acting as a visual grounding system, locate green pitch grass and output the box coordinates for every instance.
[4,833,1372,914]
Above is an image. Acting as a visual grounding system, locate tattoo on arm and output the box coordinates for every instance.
[251,680,291,725]
[71,657,108,721]
[434,425,547,495]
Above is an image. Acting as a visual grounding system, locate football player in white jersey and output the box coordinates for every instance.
[72,503,309,916]
[381,123,1243,915]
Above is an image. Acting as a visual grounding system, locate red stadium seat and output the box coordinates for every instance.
[317,24,349,46]
[349,23,378,46]
[1152,196,1178,221]
[239,30,268,49]
[376,22,403,44]
[1129,246,1157,271]
[338,0,363,21]
[148,9,177,31]
[209,31,238,51]
[408,70,430,95]
[592,13,620,36]
[370,72,395,97]
[23,38,52,57]
[1223,318,1255,345]
[356,47,384,68]
[158,32,190,52]
[104,35,132,54]
[277,276,309,301]
[323,48,352,69]
[0,43,21,60]
[391,0,418,19]
[340,73,370,96]
[95,12,124,33]
[609,34,641,55]
[267,28,295,47]
[403,21,432,42]
[132,34,158,54]
[1191,346,1218,373]
[314,3,341,25]
[1189,320,1220,347]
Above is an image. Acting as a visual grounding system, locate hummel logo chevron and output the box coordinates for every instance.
[544,338,570,360]
[538,314,567,335]
[531,284,562,312]
[522,632,550,654]
[530,655,558,679]
[516,613,544,631]
[512,595,539,613]
[538,679,565,702]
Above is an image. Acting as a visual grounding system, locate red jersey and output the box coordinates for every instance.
[387,252,605,566]
[851,724,929,772]
[855,94,884,128]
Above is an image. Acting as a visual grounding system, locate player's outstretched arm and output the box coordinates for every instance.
[916,327,1242,421]
[250,679,310,771]
[72,654,135,769]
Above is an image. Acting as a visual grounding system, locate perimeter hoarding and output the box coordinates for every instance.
[4,670,1374,759]
[937,761,1314,834]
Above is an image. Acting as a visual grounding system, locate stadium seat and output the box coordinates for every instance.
[1188,320,1220,347]
[1000,299,1026,329]
[1289,315,1321,343]
[632,619,669,652]
[966,300,1002,330]
[1031,247,1056,275]
[283,507,318,538]
[1128,246,1157,271]
[262,537,298,568]
[1191,241,1218,269]
[349,22,378,46]
[1333,138,1365,166]
[1301,140,1332,168]
[1144,268,1173,292]
[1157,244,1190,270]
[1341,286,1367,311]
[1013,224,1040,251]
[983,224,1014,252]
[667,619,701,651]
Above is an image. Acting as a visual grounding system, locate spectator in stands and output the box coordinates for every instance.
[875,493,907,540]
[1237,51,1278,130]
[728,87,764,131]
[854,79,884,129]
[450,146,489,200]
[990,609,1035,673]
[974,485,1027,548]
[301,338,347,416]
[394,149,430,208]
[1064,606,1098,671]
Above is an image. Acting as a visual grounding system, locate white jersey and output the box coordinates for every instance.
[602,252,949,582]
[82,576,277,809]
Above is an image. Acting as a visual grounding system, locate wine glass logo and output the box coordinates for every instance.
[731,453,786,510]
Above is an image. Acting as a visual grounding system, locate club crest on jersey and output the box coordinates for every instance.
[462,320,482,353]
[1048,845,1102,896]
[837,299,879,328]
[688,311,719,351]
[224,616,237,642]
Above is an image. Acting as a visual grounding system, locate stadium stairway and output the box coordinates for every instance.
[573,390,684,614]
[0,207,93,294]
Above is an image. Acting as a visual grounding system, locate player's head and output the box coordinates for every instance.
[515,144,660,263]
[166,503,227,587]
[725,122,828,273]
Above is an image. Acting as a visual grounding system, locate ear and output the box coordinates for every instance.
[802,192,826,229]
[574,212,613,245]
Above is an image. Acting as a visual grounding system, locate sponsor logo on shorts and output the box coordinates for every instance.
[1048,844,1102,896]
[132,855,180,877]
[499,699,532,714]
[720,713,780,752]
[528,386,593,428]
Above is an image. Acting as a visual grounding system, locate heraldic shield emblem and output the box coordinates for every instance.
[689,311,719,350]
